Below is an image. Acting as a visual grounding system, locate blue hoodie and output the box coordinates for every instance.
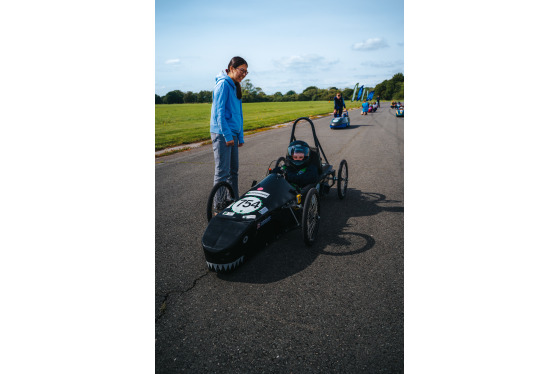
[210,72,244,143]
[362,102,369,111]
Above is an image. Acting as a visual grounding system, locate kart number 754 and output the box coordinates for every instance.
[231,197,263,214]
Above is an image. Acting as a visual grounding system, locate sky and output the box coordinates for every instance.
[155,0,403,96]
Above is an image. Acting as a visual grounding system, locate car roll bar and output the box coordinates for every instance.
[289,117,330,166]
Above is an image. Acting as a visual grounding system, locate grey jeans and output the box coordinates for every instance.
[211,132,239,199]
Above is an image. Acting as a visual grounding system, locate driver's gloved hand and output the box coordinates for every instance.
[271,166,284,174]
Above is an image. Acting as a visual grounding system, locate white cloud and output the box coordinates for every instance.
[352,38,389,51]
[273,54,329,72]
[165,59,180,64]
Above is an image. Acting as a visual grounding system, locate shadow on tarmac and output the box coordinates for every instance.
[341,124,374,128]
[217,188,403,284]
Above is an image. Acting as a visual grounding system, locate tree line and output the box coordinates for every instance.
[156,73,404,104]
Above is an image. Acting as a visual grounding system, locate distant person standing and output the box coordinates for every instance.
[376,95,381,108]
[210,56,248,199]
[333,92,346,117]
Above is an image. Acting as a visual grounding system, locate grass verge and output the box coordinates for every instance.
[155,101,364,151]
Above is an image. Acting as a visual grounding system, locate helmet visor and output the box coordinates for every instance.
[287,144,309,166]
[287,144,309,157]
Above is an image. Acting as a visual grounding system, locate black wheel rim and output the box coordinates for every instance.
[207,182,235,222]
[212,186,233,214]
[338,161,348,198]
[341,163,348,196]
[307,193,319,241]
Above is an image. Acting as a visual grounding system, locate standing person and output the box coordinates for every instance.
[376,95,381,108]
[333,92,346,117]
[210,56,248,199]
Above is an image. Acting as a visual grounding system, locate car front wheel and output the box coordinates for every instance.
[302,188,320,246]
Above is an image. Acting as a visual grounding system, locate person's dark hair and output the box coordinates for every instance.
[226,56,247,99]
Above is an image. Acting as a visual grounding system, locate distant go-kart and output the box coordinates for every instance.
[202,117,349,272]
[330,111,350,129]
[396,107,404,117]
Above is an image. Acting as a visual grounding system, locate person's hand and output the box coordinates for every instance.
[226,140,234,147]
[239,142,244,147]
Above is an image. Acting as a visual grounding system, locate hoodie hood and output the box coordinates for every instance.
[216,71,236,89]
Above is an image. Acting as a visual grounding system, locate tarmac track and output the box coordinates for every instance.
[155,104,404,373]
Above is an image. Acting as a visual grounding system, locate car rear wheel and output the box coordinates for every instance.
[206,181,235,222]
[337,160,348,199]
[302,188,320,246]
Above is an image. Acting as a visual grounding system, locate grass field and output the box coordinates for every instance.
[155,101,365,151]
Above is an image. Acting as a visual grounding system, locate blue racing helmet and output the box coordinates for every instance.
[286,140,310,168]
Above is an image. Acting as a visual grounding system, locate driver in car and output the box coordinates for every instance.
[271,140,319,189]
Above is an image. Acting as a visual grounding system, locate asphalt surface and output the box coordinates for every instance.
[155,104,404,373]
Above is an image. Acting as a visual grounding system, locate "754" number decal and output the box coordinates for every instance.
[231,196,263,214]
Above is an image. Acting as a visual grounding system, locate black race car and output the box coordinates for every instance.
[202,117,349,272]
